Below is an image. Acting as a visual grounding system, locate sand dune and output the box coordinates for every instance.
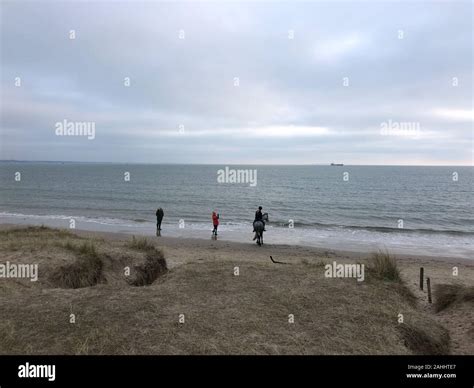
[0,225,472,355]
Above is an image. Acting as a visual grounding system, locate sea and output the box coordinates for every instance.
[0,163,472,258]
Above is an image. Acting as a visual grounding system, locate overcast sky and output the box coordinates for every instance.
[1,0,472,165]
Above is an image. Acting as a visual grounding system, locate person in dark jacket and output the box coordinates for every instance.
[156,207,164,232]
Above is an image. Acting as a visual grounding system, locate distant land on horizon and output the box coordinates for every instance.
[0,160,471,167]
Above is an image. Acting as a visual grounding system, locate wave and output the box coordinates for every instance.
[264,220,474,236]
[0,211,150,228]
[1,211,472,237]
[340,224,474,236]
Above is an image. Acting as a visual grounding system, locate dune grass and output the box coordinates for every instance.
[127,236,155,251]
[434,284,474,312]
[128,247,168,287]
[397,320,450,355]
[0,226,452,355]
[368,251,402,282]
[366,251,435,350]
[125,236,168,286]
[2,224,75,238]
[49,242,105,289]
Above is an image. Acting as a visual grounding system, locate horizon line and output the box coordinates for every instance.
[0,160,472,167]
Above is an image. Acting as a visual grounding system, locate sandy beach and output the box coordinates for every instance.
[0,224,472,355]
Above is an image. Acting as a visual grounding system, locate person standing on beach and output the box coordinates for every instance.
[212,211,219,236]
[156,207,164,233]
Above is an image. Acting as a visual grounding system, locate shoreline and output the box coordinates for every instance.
[1,212,473,260]
[0,222,472,266]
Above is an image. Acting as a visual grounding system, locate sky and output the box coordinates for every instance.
[0,0,473,165]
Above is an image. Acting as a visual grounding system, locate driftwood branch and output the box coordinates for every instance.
[270,256,289,265]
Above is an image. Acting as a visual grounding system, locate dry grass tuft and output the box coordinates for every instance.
[397,321,450,355]
[368,251,401,282]
[367,251,416,306]
[125,236,168,286]
[49,242,105,288]
[434,284,474,313]
[0,225,74,238]
[127,236,155,251]
[128,248,168,286]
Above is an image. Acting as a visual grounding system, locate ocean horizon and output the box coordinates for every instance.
[1,160,471,166]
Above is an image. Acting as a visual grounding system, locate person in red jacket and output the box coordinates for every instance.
[212,211,219,236]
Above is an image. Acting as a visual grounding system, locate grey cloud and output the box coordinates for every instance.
[0,0,472,164]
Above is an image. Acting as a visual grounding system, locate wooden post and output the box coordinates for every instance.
[419,267,424,290]
[427,277,432,304]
